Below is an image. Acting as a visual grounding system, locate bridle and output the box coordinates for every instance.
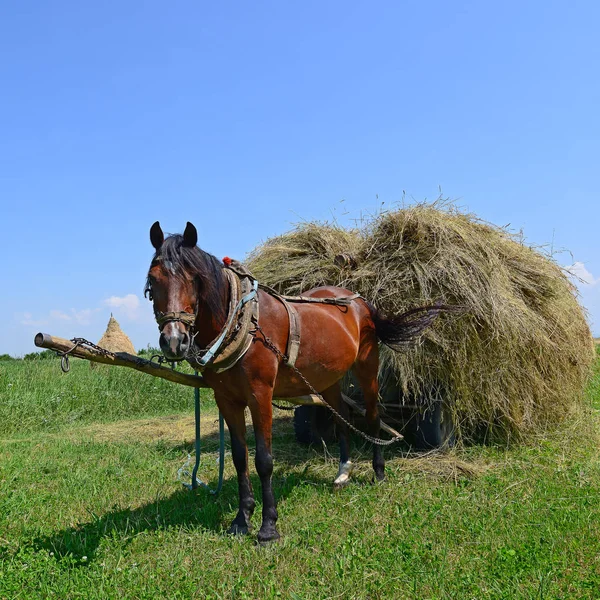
[155,310,197,331]
[145,258,198,334]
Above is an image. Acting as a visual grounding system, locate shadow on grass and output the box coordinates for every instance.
[31,414,445,565]
[33,486,228,563]
[32,459,334,565]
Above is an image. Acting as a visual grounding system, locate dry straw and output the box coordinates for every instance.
[248,201,595,441]
[97,314,136,355]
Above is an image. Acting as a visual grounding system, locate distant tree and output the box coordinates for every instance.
[137,346,162,357]
[23,350,57,361]
[0,353,15,361]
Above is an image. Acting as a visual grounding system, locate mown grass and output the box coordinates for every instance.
[1,355,600,598]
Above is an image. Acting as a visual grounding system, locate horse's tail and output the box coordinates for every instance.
[365,300,460,351]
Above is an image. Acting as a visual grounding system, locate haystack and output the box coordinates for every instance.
[97,314,136,355]
[248,202,595,441]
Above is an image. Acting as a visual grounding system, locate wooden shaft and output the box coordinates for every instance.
[34,332,210,388]
[341,393,404,440]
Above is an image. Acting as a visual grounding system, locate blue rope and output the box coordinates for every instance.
[189,371,225,495]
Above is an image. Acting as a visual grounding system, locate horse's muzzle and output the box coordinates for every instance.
[159,328,190,360]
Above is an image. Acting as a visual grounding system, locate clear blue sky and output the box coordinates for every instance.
[1,0,598,356]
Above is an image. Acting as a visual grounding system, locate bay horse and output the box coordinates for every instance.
[145,221,444,543]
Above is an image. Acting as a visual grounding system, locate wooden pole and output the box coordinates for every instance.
[34,333,209,388]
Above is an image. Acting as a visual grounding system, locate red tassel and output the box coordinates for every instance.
[222,256,233,266]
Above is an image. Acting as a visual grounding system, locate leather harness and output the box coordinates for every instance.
[260,284,361,368]
[155,262,361,373]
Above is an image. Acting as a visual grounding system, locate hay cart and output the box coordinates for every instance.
[247,203,595,446]
[34,202,595,474]
[292,368,454,450]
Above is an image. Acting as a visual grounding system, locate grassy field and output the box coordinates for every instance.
[1,354,600,599]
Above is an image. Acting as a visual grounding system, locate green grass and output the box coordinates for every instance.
[1,357,600,598]
[0,357,212,436]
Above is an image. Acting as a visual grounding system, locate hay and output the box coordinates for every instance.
[248,201,595,441]
[248,222,362,295]
[97,314,136,355]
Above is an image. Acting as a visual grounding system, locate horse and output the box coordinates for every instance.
[145,221,446,543]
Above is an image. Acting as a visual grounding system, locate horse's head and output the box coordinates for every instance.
[145,221,199,360]
[145,221,229,361]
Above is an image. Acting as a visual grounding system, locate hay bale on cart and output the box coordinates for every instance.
[248,202,595,447]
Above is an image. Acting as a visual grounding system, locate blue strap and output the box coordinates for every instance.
[197,278,259,367]
[189,373,225,495]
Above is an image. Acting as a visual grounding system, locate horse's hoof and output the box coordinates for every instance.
[333,461,353,488]
[334,478,352,490]
[257,528,281,545]
[372,470,386,484]
[227,523,250,536]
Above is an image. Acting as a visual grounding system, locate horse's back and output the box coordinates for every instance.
[301,285,355,299]
[290,285,373,368]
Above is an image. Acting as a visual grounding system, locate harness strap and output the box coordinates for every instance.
[196,277,259,368]
[286,303,301,367]
[258,284,361,369]
[279,292,361,306]
[155,258,361,373]
[274,296,301,367]
[258,282,361,307]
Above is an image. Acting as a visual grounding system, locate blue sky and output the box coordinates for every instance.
[1,0,598,356]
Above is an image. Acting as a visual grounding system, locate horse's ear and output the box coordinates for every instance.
[183,222,198,248]
[150,221,164,250]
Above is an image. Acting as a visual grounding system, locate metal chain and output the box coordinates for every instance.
[55,337,179,372]
[69,337,114,356]
[253,325,402,446]
[55,337,114,372]
[149,354,178,369]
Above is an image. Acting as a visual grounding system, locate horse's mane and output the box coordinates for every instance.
[145,234,227,322]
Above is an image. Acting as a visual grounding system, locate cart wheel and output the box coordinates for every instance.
[293,405,335,445]
[406,402,455,449]
[293,405,314,445]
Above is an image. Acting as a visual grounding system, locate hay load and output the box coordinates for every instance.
[97,314,136,355]
[248,202,595,441]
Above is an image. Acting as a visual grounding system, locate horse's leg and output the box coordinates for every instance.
[322,382,353,487]
[352,339,385,482]
[216,396,255,535]
[247,387,280,544]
